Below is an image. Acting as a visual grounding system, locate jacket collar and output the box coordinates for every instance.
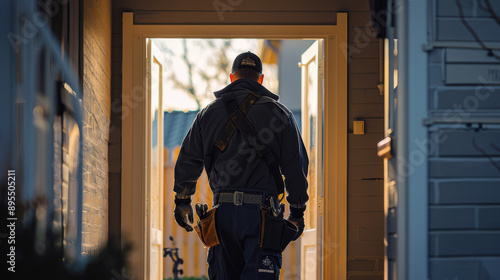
[214,79,279,101]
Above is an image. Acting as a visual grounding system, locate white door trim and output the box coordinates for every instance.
[121,12,348,280]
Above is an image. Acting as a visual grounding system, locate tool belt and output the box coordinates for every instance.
[216,191,297,252]
[194,207,220,248]
[260,208,298,252]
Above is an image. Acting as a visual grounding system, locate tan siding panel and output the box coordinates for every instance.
[135,11,337,25]
[349,180,384,196]
[349,103,384,119]
[350,42,379,59]
[349,148,383,165]
[350,58,379,74]
[350,73,380,89]
[131,0,369,12]
[348,196,384,212]
[349,89,383,104]
[349,165,384,181]
[349,27,378,44]
[348,239,384,256]
[349,12,374,27]
[348,211,384,227]
[349,134,383,149]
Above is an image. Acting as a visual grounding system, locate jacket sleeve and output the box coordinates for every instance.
[174,113,204,197]
[279,112,309,207]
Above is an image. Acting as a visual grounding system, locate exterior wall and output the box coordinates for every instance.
[82,0,112,254]
[385,0,500,279]
[347,11,385,280]
[427,1,500,278]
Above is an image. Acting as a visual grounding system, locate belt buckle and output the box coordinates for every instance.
[234,191,244,206]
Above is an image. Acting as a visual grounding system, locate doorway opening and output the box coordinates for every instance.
[121,14,348,280]
[151,37,316,279]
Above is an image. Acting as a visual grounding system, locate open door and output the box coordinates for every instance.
[146,39,164,280]
[300,40,324,280]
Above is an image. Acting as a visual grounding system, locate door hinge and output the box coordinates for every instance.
[318,197,324,216]
[146,60,151,81]
[318,58,325,78]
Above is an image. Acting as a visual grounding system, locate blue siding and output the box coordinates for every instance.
[426,0,500,278]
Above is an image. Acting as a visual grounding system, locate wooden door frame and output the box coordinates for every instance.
[300,39,323,279]
[121,12,348,280]
[146,39,165,280]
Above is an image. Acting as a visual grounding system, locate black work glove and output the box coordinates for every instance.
[174,197,194,232]
[287,206,306,241]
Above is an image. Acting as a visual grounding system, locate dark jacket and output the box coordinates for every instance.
[174,79,309,207]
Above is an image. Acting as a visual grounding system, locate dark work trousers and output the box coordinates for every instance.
[207,202,282,280]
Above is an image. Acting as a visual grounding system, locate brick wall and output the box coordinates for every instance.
[347,11,385,280]
[82,0,112,255]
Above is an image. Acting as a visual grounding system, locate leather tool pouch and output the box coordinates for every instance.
[194,207,220,247]
[260,209,298,252]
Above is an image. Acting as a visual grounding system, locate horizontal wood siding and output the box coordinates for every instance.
[347,10,384,280]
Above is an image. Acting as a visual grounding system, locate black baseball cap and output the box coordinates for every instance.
[231,51,262,74]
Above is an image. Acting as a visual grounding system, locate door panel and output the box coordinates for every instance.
[147,39,164,280]
[300,40,324,280]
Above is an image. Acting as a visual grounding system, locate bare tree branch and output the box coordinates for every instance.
[472,136,500,172]
[169,72,201,110]
[456,0,500,60]
[484,0,500,26]
[160,38,253,110]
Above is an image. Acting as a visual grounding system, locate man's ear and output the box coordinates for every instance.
[229,73,235,83]
[258,74,264,84]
